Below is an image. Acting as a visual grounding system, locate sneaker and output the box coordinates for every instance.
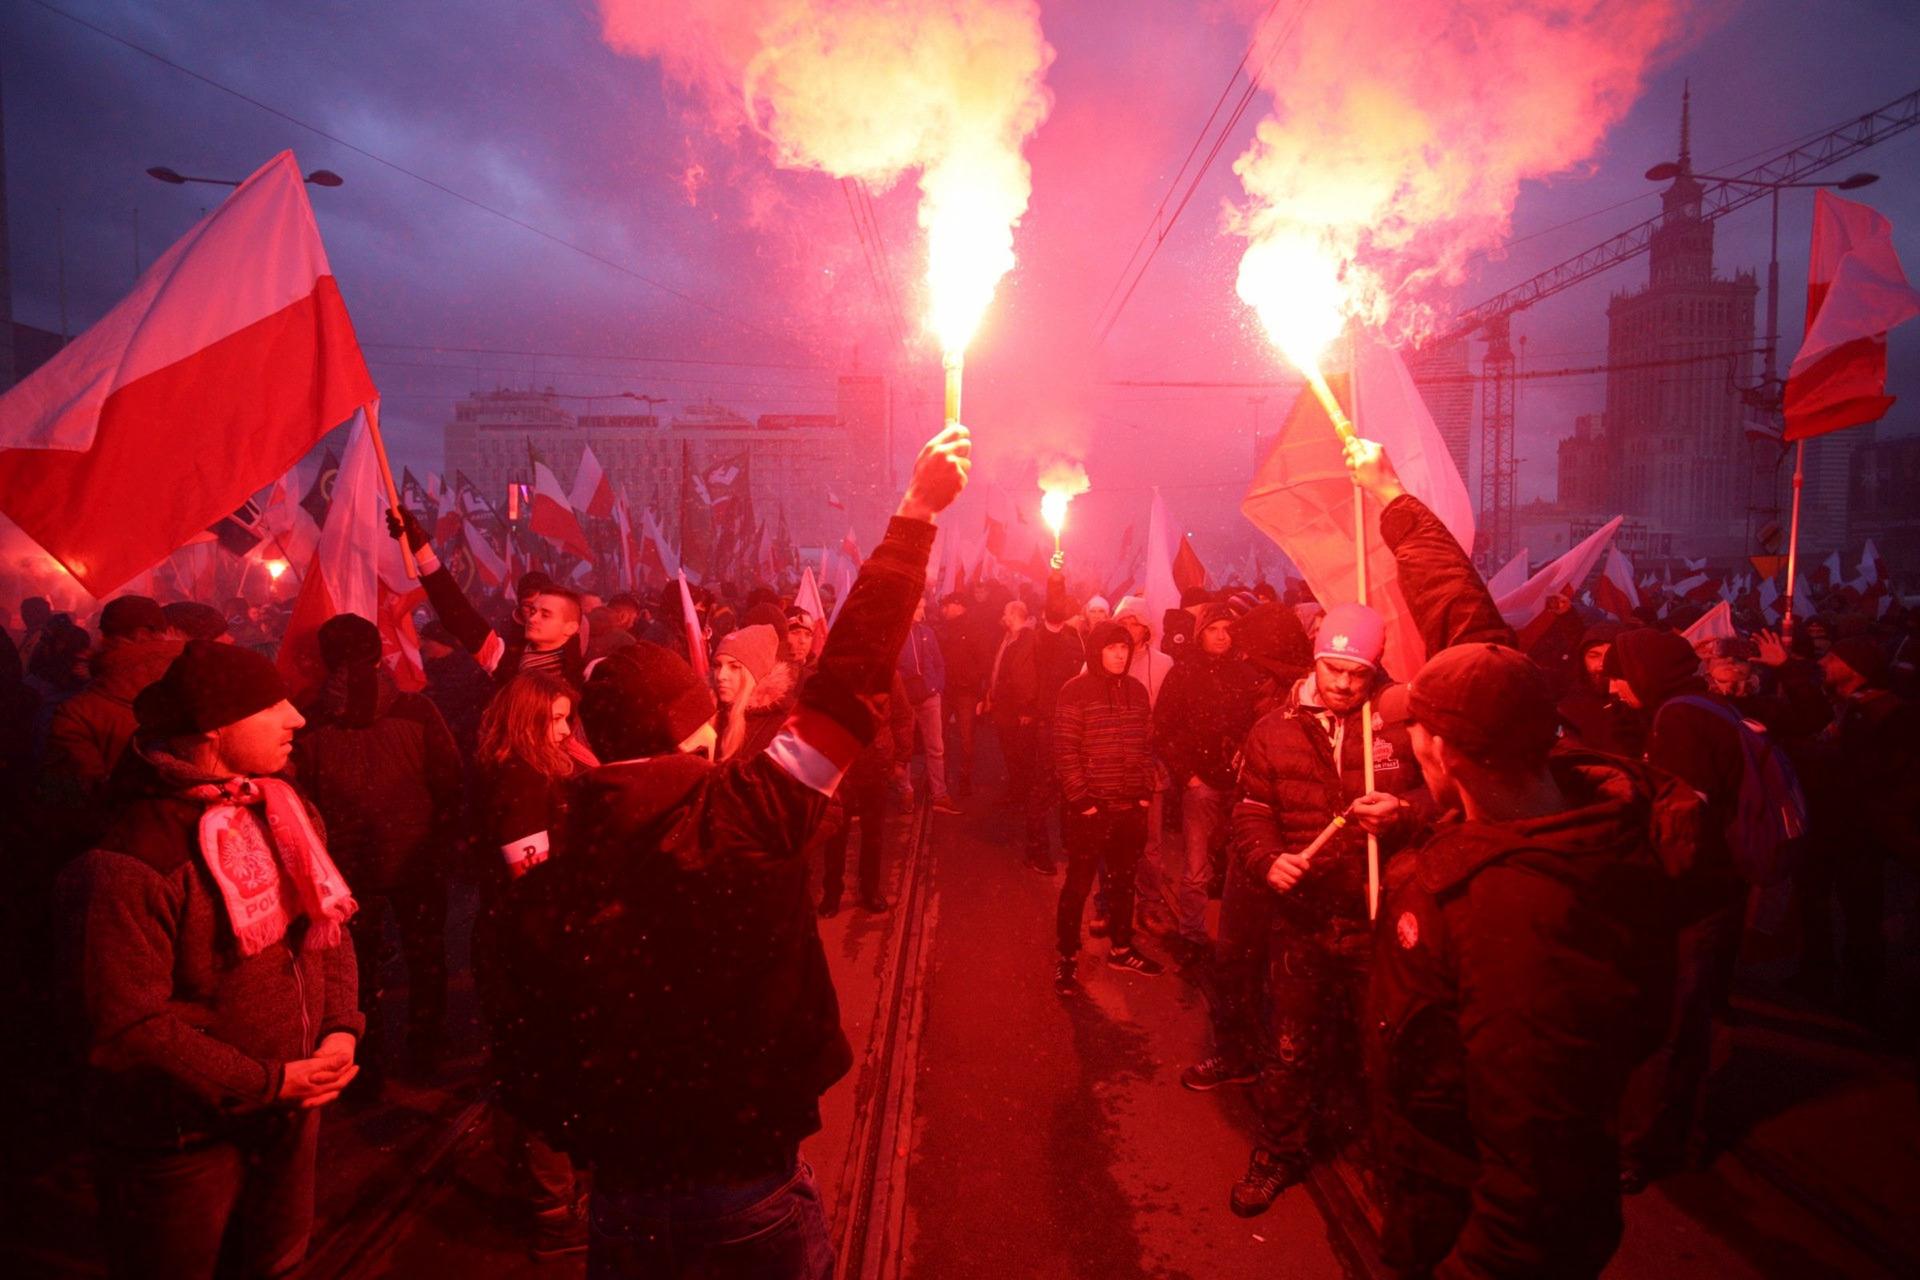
[1106,947,1165,977]
[1229,1148,1300,1219]
[529,1200,589,1260]
[817,895,842,919]
[932,794,963,816]
[1088,913,1110,938]
[1135,904,1179,938]
[1180,1054,1258,1092]
[1053,957,1078,995]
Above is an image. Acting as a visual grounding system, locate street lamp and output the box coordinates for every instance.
[146,166,344,187]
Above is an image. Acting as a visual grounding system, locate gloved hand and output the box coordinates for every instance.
[385,507,430,551]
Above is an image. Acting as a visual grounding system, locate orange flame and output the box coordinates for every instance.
[265,558,290,581]
[1038,458,1089,537]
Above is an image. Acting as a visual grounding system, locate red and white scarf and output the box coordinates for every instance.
[163,763,357,956]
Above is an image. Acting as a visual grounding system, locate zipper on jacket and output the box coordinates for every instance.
[291,950,312,1056]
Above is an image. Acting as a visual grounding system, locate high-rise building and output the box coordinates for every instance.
[1556,414,1609,513]
[1602,90,1761,558]
[1410,337,1473,482]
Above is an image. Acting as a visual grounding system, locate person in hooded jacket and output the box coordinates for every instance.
[291,615,463,1091]
[1345,438,1698,1279]
[1603,625,1755,1190]
[487,425,970,1280]
[714,624,799,762]
[1052,620,1165,992]
[990,576,1086,874]
[1556,621,1643,756]
[1199,603,1429,1218]
[1153,603,1264,955]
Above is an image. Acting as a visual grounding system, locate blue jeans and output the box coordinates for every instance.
[588,1159,834,1280]
[1175,780,1229,943]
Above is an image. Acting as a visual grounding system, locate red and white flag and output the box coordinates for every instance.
[612,497,636,590]
[678,570,708,679]
[1485,547,1531,601]
[531,460,593,559]
[464,517,507,588]
[795,566,829,660]
[571,445,616,519]
[827,488,846,512]
[1682,601,1736,647]
[277,405,424,699]
[1143,490,1181,646]
[0,152,374,593]
[1243,333,1475,678]
[1594,546,1641,620]
[1495,518,1622,629]
[1786,191,1920,441]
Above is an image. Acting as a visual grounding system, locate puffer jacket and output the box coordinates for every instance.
[1153,642,1264,790]
[1053,624,1153,806]
[57,753,364,1150]
[292,665,463,895]
[488,515,933,1184]
[1232,673,1424,930]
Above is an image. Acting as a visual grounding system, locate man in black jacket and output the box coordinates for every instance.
[1346,438,1695,1279]
[490,426,970,1279]
[1053,621,1164,992]
[1203,603,1427,1217]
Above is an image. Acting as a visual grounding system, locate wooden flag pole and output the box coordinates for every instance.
[362,404,419,580]
[1780,438,1806,638]
[1348,335,1380,921]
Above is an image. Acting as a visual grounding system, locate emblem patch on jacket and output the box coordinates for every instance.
[1396,911,1420,950]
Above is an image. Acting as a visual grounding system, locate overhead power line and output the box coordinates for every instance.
[27,0,804,351]
[1101,346,1767,390]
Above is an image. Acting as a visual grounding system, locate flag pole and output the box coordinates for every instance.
[1347,333,1380,922]
[363,403,418,579]
[1780,438,1806,638]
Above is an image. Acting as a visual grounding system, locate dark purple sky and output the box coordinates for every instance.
[4,0,1916,558]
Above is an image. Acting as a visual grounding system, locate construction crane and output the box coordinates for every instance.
[1434,86,1920,564]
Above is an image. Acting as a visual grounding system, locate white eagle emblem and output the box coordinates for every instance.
[1331,634,1350,652]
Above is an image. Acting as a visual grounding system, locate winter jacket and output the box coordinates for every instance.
[989,623,1084,728]
[417,548,588,691]
[1368,747,1696,1279]
[1815,687,1920,860]
[1368,494,1698,1278]
[57,755,364,1150]
[934,611,994,697]
[488,515,934,1184]
[1153,649,1264,790]
[1233,673,1425,931]
[422,647,497,763]
[44,635,184,798]
[1054,636,1153,807]
[292,666,463,896]
[898,621,946,703]
[719,661,804,763]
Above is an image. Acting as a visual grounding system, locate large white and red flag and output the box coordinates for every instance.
[531,459,593,559]
[1485,547,1531,601]
[0,152,374,594]
[277,405,425,699]
[1495,518,1622,629]
[1682,601,1736,647]
[677,571,709,679]
[1243,333,1475,679]
[612,496,636,590]
[571,445,617,518]
[1786,191,1920,441]
[463,517,508,589]
[1594,546,1641,620]
[1143,489,1182,646]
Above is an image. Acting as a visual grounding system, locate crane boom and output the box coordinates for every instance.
[1436,87,1920,347]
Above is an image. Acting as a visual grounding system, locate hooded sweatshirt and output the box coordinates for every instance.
[1053,622,1154,806]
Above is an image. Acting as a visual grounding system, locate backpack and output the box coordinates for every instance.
[1661,696,1808,886]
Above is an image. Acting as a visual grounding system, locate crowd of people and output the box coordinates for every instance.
[2,420,1915,1279]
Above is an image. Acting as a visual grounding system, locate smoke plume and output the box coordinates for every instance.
[1230,0,1708,348]
[598,0,1054,352]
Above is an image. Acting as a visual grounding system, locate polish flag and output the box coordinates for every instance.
[1495,518,1622,629]
[840,527,863,568]
[795,566,829,660]
[1786,191,1920,441]
[1143,490,1181,647]
[1682,601,1736,647]
[640,508,678,581]
[1485,547,1531,601]
[0,152,374,594]
[827,489,846,512]
[277,406,424,699]
[1172,534,1209,594]
[571,445,616,519]
[1243,333,1476,678]
[530,460,592,559]
[612,497,635,590]
[677,570,709,679]
[464,518,507,588]
[1594,546,1641,620]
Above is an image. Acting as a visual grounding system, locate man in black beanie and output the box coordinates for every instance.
[58,640,364,1279]
[1344,438,1696,1279]
[489,425,971,1279]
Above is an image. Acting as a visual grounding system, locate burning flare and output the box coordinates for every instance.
[598,0,1054,360]
[1038,458,1089,556]
[1229,0,1704,363]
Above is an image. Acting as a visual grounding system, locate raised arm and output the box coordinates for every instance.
[387,509,503,668]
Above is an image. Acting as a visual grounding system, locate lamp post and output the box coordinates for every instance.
[1644,163,1878,633]
[147,166,344,188]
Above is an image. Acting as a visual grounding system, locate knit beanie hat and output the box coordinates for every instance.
[581,640,718,761]
[164,601,229,642]
[101,595,168,639]
[1314,603,1386,669]
[1085,594,1112,616]
[1113,595,1149,626]
[1179,586,1214,609]
[317,614,383,670]
[136,639,290,738]
[716,624,779,682]
[1828,635,1889,688]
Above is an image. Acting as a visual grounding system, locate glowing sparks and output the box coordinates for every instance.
[1040,489,1070,536]
[1235,230,1356,439]
[266,558,290,581]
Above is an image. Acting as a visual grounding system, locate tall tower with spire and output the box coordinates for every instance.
[1597,86,1759,555]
